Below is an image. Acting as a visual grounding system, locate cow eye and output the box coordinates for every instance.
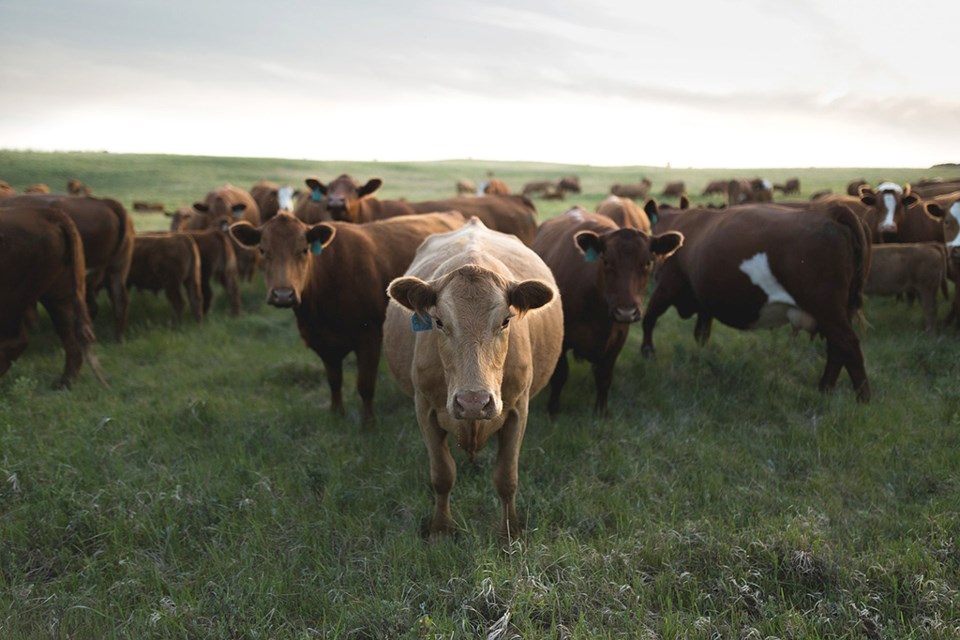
[434,318,444,329]
[500,315,513,330]
[259,247,266,256]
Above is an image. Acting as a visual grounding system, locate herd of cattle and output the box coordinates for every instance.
[2,172,960,538]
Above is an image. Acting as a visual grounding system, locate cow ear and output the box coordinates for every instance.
[358,178,383,198]
[679,194,690,210]
[925,202,947,220]
[306,223,336,252]
[650,231,684,260]
[193,202,210,213]
[305,178,327,195]
[643,199,660,225]
[508,280,554,314]
[229,221,261,247]
[574,230,604,262]
[903,184,919,207]
[388,276,436,313]
[859,186,877,206]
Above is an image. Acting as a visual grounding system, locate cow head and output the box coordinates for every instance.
[229,215,335,308]
[924,194,960,260]
[304,174,382,222]
[574,228,684,323]
[165,207,194,231]
[193,197,248,232]
[389,265,554,421]
[859,182,919,239]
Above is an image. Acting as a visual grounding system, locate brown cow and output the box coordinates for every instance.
[596,195,651,233]
[0,206,105,388]
[858,182,920,240]
[409,195,538,246]
[250,180,295,223]
[662,181,686,197]
[924,192,960,325]
[533,208,682,415]
[521,180,553,197]
[229,212,465,426]
[1,194,135,342]
[483,178,511,195]
[127,233,204,324]
[912,178,960,199]
[187,185,261,281]
[557,176,581,195]
[773,178,801,196]
[133,201,165,212]
[292,180,330,224]
[865,243,948,332]
[306,174,415,223]
[182,229,242,316]
[165,206,194,231]
[384,218,563,540]
[0,180,15,197]
[610,178,652,200]
[25,183,50,194]
[456,179,477,196]
[701,180,727,197]
[67,179,92,196]
[643,202,871,401]
[750,178,774,203]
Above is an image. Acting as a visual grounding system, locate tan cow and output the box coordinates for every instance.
[0,206,105,387]
[128,233,204,324]
[25,183,50,194]
[384,218,563,540]
[483,178,511,195]
[0,180,15,197]
[187,185,261,281]
[456,179,477,196]
[865,243,948,332]
[596,195,651,233]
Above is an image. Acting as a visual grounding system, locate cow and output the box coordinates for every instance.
[483,178,511,195]
[250,180,295,223]
[924,192,960,325]
[25,183,50,194]
[409,195,539,246]
[750,178,774,203]
[0,180,15,197]
[67,179,92,196]
[533,208,682,415]
[0,206,105,388]
[596,195,651,233]
[521,180,554,197]
[701,180,727,197]
[557,176,582,195]
[643,202,871,401]
[774,178,801,196]
[912,178,960,199]
[611,178,652,200]
[306,174,415,223]
[127,233,204,324]
[383,218,563,540]
[857,182,920,241]
[662,181,686,197]
[165,206,194,231]
[187,185,261,281]
[293,179,330,224]
[456,179,477,196]
[229,212,466,426]
[132,201,165,212]
[1,194,135,342]
[847,179,869,197]
[183,229,242,316]
[864,243,948,333]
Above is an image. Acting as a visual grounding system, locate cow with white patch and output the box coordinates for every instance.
[924,192,960,325]
[642,203,871,401]
[858,182,920,241]
[384,218,563,540]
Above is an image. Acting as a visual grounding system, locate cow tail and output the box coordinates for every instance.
[62,216,108,386]
[186,236,204,322]
[219,232,242,315]
[829,204,869,323]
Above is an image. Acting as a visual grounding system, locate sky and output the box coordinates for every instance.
[1,0,957,168]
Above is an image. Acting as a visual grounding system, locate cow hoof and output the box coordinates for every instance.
[640,345,655,359]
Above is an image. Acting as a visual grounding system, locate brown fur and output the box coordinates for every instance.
[305,174,414,223]
[865,243,948,332]
[128,233,204,324]
[596,195,651,233]
[188,185,261,281]
[409,195,538,246]
[183,229,242,316]
[483,178,511,195]
[610,178,651,200]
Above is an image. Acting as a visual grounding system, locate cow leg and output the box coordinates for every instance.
[40,296,82,389]
[104,271,129,342]
[222,271,242,316]
[592,331,627,416]
[494,405,527,544]
[546,350,569,417]
[418,396,456,537]
[200,276,214,315]
[694,314,713,347]
[163,282,185,325]
[184,275,204,323]
[820,323,870,403]
[355,334,382,428]
[320,355,345,415]
[85,268,106,319]
[641,287,673,357]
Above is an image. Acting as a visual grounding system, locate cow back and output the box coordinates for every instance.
[409,195,538,246]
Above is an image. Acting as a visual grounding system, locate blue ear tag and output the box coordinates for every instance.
[584,247,600,263]
[311,188,323,202]
[310,240,323,255]
[411,313,432,332]
[232,207,244,218]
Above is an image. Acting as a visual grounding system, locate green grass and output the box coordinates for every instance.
[2,151,960,638]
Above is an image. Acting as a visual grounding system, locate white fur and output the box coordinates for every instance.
[876,181,903,194]
[881,193,897,228]
[761,179,772,190]
[278,185,294,212]
[566,207,585,222]
[739,253,816,332]
[948,202,960,247]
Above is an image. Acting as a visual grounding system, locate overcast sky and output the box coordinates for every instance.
[1,0,957,168]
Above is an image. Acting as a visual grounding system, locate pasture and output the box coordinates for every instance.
[2,150,960,638]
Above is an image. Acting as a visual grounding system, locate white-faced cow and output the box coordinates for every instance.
[384,218,563,541]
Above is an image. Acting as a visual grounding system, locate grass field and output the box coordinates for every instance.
[2,151,960,638]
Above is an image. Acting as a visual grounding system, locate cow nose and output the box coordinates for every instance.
[879,222,898,234]
[613,306,641,323]
[454,390,495,420]
[268,287,298,308]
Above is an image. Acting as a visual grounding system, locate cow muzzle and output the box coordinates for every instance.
[453,390,497,420]
[613,306,642,323]
[267,287,299,308]
[326,199,347,218]
[879,222,898,235]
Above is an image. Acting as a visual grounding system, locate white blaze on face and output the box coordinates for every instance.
[876,181,903,230]
[278,186,294,212]
[740,253,796,305]
[948,201,960,247]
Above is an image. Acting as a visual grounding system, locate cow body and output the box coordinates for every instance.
[0,206,104,387]
[483,178,511,195]
[662,181,686,197]
[533,209,682,415]
[643,203,871,401]
[610,178,651,200]
[183,229,242,316]
[250,180,283,223]
[596,195,651,233]
[1,193,135,341]
[188,185,261,281]
[410,195,538,246]
[865,243,947,332]
[128,233,204,324]
[384,219,563,539]
[230,212,465,425]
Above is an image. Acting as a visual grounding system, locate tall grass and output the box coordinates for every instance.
[1,151,959,638]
